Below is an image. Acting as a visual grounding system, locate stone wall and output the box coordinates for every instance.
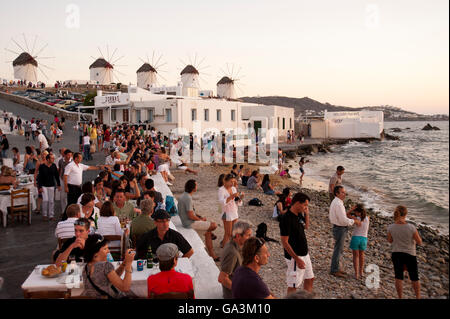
[0,92,79,121]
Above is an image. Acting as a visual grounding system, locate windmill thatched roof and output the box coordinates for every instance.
[217,76,234,85]
[180,65,199,75]
[137,63,157,73]
[13,52,38,67]
[89,58,113,69]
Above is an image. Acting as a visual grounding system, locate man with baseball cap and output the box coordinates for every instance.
[147,243,195,299]
[136,209,194,260]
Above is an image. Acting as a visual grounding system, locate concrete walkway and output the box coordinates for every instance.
[0,96,101,298]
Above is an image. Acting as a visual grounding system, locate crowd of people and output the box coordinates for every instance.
[0,113,424,299]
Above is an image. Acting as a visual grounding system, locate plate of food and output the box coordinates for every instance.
[41,265,64,278]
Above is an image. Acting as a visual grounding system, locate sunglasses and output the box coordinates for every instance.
[94,234,105,244]
[254,237,265,255]
[74,220,88,227]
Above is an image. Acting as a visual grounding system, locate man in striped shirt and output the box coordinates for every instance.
[55,204,81,239]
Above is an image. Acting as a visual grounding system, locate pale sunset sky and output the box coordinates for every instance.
[0,0,448,114]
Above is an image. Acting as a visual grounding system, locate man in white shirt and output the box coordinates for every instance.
[55,204,80,239]
[328,185,360,278]
[37,130,49,151]
[31,122,37,141]
[64,152,104,205]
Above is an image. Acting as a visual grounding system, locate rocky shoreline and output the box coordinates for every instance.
[170,164,449,299]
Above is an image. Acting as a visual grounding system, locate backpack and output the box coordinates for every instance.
[165,195,178,216]
[256,222,278,243]
[248,198,263,207]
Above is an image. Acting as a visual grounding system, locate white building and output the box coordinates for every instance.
[89,58,114,85]
[13,52,38,82]
[136,63,157,89]
[217,76,237,100]
[92,86,295,143]
[310,110,384,139]
[180,65,200,97]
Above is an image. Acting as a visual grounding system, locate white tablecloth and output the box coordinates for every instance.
[0,183,37,227]
[21,258,194,298]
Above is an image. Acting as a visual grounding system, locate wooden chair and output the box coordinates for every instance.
[23,290,70,299]
[149,290,195,299]
[103,235,123,260]
[57,237,71,250]
[7,188,31,226]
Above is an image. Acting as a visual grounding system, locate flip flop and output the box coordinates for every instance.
[211,233,217,240]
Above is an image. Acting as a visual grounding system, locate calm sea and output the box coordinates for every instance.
[293,121,449,234]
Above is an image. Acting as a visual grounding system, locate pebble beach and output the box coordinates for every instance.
[170,162,449,299]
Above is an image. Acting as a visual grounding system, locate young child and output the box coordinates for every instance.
[280,168,291,179]
[349,204,370,279]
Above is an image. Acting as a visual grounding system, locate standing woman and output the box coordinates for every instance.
[97,124,103,153]
[33,149,49,214]
[50,123,56,145]
[90,124,97,154]
[218,174,244,248]
[23,146,37,174]
[387,205,422,299]
[37,153,61,221]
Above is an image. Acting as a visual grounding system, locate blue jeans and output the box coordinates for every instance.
[83,144,92,160]
[331,225,348,273]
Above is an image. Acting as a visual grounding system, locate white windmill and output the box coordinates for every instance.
[217,63,245,100]
[179,53,209,97]
[4,34,54,84]
[136,52,167,89]
[89,46,125,85]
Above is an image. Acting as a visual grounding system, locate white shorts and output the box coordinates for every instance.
[177,165,187,171]
[285,254,314,288]
[158,163,169,173]
[190,220,211,232]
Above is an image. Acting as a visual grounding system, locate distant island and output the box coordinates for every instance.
[239,96,448,122]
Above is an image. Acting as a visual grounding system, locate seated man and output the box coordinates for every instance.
[112,188,141,220]
[53,218,103,267]
[55,204,81,239]
[144,179,163,208]
[173,150,198,175]
[136,210,193,260]
[130,198,156,245]
[218,221,252,299]
[247,171,262,191]
[178,179,219,261]
[147,243,195,299]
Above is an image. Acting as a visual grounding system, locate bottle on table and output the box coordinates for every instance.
[146,247,154,269]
